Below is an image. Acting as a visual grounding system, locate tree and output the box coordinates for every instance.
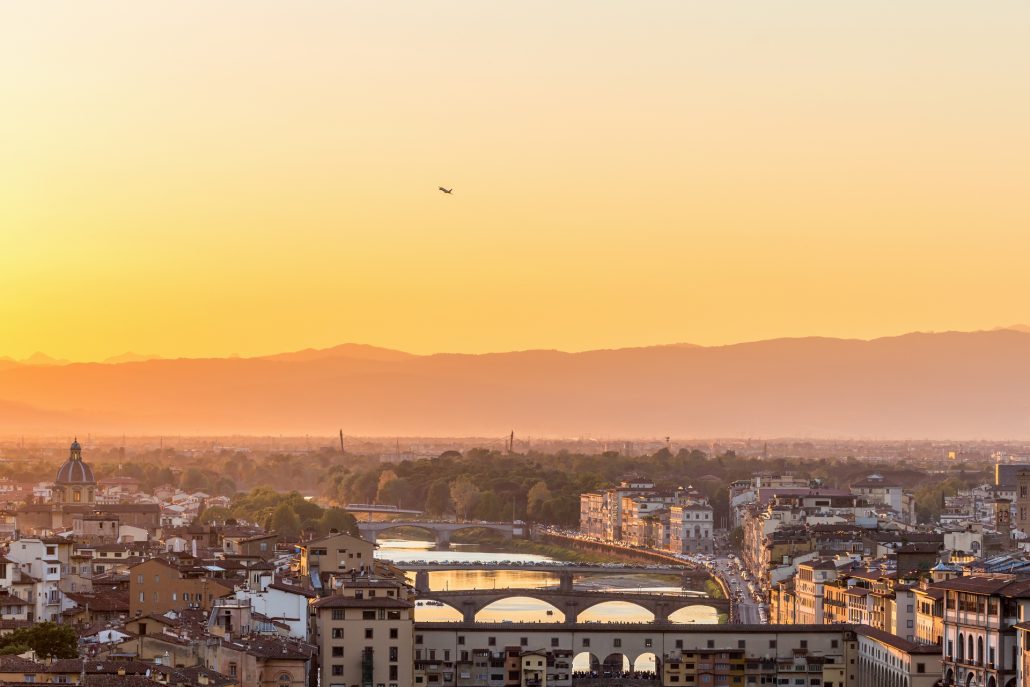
[199,506,232,525]
[424,480,452,517]
[526,481,552,521]
[450,476,481,521]
[319,507,358,536]
[267,502,301,538]
[1,622,77,659]
[377,477,410,508]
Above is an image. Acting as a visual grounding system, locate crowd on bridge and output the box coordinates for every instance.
[572,669,659,681]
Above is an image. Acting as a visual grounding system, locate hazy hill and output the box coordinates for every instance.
[2,330,1030,438]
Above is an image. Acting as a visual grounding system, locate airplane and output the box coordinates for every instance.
[438,187,453,194]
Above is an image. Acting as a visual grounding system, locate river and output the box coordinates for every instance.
[375,538,719,672]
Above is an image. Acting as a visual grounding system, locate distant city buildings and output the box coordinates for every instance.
[580,480,714,554]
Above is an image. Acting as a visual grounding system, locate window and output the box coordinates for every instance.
[365,628,373,639]
[488,637,496,646]
[707,640,715,649]
[770,640,777,649]
[137,575,144,584]
[416,634,423,644]
[331,665,343,676]
[332,609,344,620]
[331,628,344,639]
[917,664,925,674]
[332,646,344,657]
[229,663,237,677]
[645,638,653,648]
[551,638,559,647]
[457,636,465,645]
[390,647,399,661]
[363,610,376,620]
[831,640,838,649]
[278,672,291,687]
[521,637,528,647]
[389,666,398,680]
[390,628,398,639]
[138,592,144,603]
[800,641,808,649]
[614,639,622,648]
[582,638,590,647]
[739,640,746,649]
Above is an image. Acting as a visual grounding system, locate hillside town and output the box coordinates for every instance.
[0,441,1030,687]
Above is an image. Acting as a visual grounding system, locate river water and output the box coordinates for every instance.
[375,539,718,671]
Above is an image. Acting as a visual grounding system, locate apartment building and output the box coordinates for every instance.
[313,577,414,687]
[299,531,375,580]
[128,556,235,616]
[938,575,1030,687]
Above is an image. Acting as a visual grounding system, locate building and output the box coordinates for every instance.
[669,503,715,554]
[938,574,1030,687]
[16,441,160,535]
[299,531,376,584]
[312,577,414,687]
[128,556,235,616]
[856,626,942,687]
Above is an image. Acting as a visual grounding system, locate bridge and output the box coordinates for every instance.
[415,588,728,623]
[413,622,858,682]
[357,520,517,547]
[392,562,711,594]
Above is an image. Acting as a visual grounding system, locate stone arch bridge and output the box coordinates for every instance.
[356,520,515,548]
[416,588,728,623]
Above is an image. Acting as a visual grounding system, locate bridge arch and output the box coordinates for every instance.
[602,653,631,673]
[634,651,660,674]
[370,523,438,542]
[474,595,566,623]
[573,652,600,673]
[576,599,655,624]
[413,599,463,621]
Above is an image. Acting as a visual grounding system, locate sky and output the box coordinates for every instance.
[2,1,1030,361]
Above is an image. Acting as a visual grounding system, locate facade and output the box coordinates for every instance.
[129,556,235,616]
[856,627,942,687]
[299,531,376,580]
[312,578,414,687]
[938,575,1030,687]
[669,504,714,554]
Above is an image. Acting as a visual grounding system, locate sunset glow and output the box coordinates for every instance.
[3,2,1030,361]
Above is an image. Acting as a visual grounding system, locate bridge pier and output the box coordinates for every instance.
[557,571,573,592]
[434,530,451,551]
[414,570,431,594]
[461,602,477,623]
[653,602,672,624]
[561,601,579,625]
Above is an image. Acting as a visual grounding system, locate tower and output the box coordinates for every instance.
[1016,470,1030,536]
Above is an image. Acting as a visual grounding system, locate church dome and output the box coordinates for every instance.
[55,439,95,485]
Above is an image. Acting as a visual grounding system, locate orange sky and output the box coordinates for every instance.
[2,2,1029,361]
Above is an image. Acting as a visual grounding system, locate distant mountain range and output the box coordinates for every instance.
[3,328,1030,438]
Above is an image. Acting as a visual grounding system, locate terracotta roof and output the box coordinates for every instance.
[857,625,948,654]
[268,581,317,598]
[313,595,413,609]
[932,575,1030,596]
